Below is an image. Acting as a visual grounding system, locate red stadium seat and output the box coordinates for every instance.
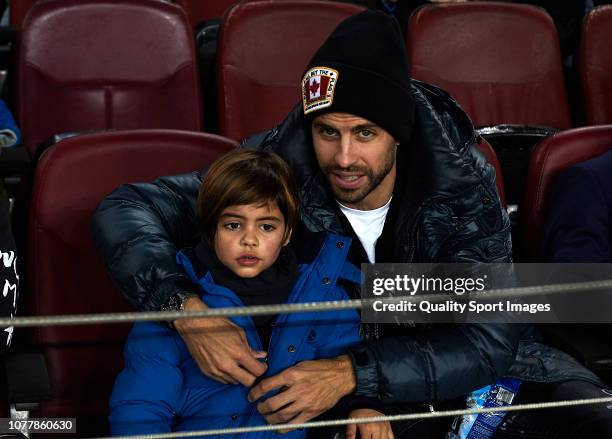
[26,130,237,434]
[580,5,612,125]
[16,0,203,156]
[9,0,36,28]
[15,0,237,30]
[10,0,175,27]
[217,0,364,141]
[475,136,506,208]
[174,0,238,26]
[521,126,612,375]
[407,2,571,129]
[522,125,612,261]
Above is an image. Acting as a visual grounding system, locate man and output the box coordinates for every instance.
[542,150,612,262]
[93,11,609,437]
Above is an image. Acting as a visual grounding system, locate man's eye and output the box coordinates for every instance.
[224,222,240,230]
[359,129,374,138]
[320,128,337,137]
[260,224,276,232]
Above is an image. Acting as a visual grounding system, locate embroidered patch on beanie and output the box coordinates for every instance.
[302,66,339,115]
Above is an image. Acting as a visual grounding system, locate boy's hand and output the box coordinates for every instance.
[346,409,393,439]
[174,296,267,387]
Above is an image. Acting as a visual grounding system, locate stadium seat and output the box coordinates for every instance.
[521,125,612,378]
[26,130,237,435]
[580,5,612,125]
[217,0,364,141]
[523,125,612,261]
[174,0,238,27]
[10,0,175,28]
[16,0,203,156]
[407,2,572,129]
[9,0,36,28]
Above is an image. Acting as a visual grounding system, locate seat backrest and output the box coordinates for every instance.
[580,5,612,125]
[9,0,37,28]
[17,0,203,156]
[217,0,364,141]
[26,129,237,423]
[523,125,612,260]
[407,2,571,129]
[174,0,238,26]
[475,136,506,207]
[10,0,173,27]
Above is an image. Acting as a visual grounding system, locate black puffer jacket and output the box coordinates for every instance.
[92,81,602,404]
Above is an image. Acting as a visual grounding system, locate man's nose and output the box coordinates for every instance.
[334,135,357,169]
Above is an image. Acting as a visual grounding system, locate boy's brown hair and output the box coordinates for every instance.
[197,149,299,243]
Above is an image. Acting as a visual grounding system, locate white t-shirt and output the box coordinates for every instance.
[338,198,392,263]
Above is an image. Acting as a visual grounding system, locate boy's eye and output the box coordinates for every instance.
[260,224,276,232]
[224,222,241,230]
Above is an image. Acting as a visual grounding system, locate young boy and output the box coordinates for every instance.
[109,150,379,438]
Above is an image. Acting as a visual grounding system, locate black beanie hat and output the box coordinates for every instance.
[302,10,415,143]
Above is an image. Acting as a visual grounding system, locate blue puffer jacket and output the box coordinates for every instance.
[109,234,361,438]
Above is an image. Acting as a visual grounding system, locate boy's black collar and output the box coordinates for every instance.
[193,240,299,300]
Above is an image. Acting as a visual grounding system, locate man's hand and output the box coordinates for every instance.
[346,409,393,439]
[174,296,267,386]
[248,356,356,432]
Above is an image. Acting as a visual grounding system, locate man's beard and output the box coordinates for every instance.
[323,149,395,206]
